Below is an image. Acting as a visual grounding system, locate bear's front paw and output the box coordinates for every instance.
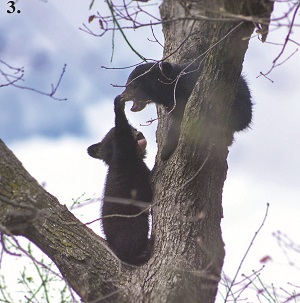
[114,95,125,110]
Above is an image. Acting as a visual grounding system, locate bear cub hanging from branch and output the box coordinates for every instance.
[87,95,152,265]
[121,62,253,160]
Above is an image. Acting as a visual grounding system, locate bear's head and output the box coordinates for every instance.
[121,62,177,112]
[87,128,147,165]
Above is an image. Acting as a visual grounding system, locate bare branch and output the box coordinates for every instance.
[83,1,299,81]
[224,203,270,302]
[258,1,300,77]
[0,60,67,101]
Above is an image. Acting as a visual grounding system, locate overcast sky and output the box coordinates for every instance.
[0,1,299,302]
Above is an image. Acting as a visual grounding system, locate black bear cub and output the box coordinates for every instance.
[87,95,152,265]
[121,62,253,160]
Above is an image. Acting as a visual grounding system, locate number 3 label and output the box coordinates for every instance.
[7,1,20,14]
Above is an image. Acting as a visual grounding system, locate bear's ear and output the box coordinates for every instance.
[159,62,173,78]
[87,142,101,158]
[87,128,114,164]
[87,142,112,165]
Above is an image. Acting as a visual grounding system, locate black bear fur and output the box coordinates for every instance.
[121,62,253,160]
[87,95,152,265]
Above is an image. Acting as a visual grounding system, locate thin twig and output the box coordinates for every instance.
[224,203,270,302]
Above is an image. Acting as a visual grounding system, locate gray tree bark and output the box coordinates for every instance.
[0,1,273,302]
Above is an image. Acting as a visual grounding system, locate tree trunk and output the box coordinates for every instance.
[0,1,273,302]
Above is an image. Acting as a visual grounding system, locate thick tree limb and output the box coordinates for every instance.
[0,139,127,302]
